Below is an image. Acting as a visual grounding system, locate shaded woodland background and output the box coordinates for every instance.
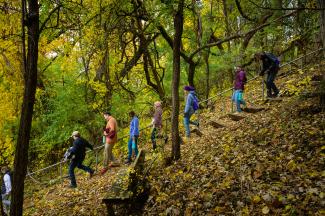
[0,0,324,214]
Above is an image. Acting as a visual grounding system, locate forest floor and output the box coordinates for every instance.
[24,63,324,215]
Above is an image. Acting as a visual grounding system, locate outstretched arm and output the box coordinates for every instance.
[184,95,192,115]
[85,140,93,150]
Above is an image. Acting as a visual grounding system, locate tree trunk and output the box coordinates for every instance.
[204,50,210,101]
[146,51,166,101]
[143,51,166,101]
[188,61,196,87]
[103,48,113,109]
[11,0,39,215]
[171,0,184,161]
[318,0,325,57]
[222,0,231,51]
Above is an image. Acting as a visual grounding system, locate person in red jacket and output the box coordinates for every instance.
[101,112,118,175]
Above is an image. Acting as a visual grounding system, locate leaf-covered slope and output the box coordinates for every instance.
[24,66,324,215]
[145,70,324,215]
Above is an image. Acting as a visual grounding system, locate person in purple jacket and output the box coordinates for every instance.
[150,101,168,150]
[184,85,199,137]
[232,67,247,113]
[126,111,139,164]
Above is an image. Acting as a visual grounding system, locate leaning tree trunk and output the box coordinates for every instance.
[204,50,210,101]
[188,61,196,87]
[222,0,231,51]
[11,0,39,215]
[318,0,325,57]
[171,0,184,161]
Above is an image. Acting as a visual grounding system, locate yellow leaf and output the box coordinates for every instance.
[253,195,261,203]
[262,206,270,214]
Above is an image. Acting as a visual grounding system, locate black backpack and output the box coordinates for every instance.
[266,53,280,67]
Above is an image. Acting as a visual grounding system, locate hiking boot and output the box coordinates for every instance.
[69,184,77,188]
[164,136,169,144]
[100,168,108,175]
[125,159,131,165]
[273,90,280,97]
[109,162,118,167]
[182,136,189,143]
[89,170,94,179]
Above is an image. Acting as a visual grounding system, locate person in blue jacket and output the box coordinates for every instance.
[126,111,139,164]
[183,86,199,138]
[68,131,94,188]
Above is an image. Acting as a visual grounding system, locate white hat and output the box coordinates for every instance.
[71,131,80,137]
[154,101,162,107]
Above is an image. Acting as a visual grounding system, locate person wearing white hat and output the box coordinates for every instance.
[150,101,168,150]
[68,131,94,188]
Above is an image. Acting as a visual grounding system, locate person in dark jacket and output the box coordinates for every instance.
[232,67,247,112]
[68,131,94,188]
[255,52,280,98]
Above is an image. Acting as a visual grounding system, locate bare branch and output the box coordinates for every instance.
[189,10,297,59]
[235,0,257,22]
[39,4,62,33]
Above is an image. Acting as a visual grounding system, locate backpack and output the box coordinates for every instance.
[192,95,199,111]
[266,53,280,67]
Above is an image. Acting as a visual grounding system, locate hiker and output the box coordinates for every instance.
[101,112,118,174]
[255,52,280,98]
[125,111,139,164]
[232,66,247,113]
[1,166,11,215]
[150,101,168,150]
[68,131,94,188]
[183,85,199,138]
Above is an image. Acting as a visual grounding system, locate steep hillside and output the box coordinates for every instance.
[24,63,324,215]
[144,66,324,215]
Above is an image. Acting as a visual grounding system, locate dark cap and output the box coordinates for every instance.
[184,86,195,91]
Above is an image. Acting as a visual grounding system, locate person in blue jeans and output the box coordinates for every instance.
[126,111,139,164]
[68,131,94,188]
[232,67,247,112]
[255,52,280,98]
[183,86,199,138]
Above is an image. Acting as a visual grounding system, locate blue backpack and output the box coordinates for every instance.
[266,53,280,67]
[192,95,199,111]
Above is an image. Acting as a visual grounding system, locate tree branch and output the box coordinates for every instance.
[235,0,257,22]
[39,4,62,33]
[190,10,297,59]
[248,0,324,11]
[120,33,159,78]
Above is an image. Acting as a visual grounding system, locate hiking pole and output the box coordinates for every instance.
[231,88,234,113]
[59,162,63,183]
[95,150,98,172]
[262,76,265,100]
